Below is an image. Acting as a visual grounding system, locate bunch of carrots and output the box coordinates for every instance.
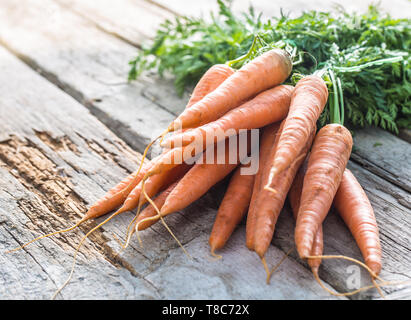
[12,48,387,297]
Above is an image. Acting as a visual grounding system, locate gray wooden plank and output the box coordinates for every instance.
[0,0,180,154]
[351,128,411,192]
[145,227,342,300]
[0,42,341,299]
[55,0,174,47]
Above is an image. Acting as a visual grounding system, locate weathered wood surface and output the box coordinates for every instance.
[0,0,180,154]
[0,0,410,299]
[0,22,343,300]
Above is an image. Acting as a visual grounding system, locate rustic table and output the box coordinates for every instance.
[0,0,410,300]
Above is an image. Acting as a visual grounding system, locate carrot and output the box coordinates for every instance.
[245,122,281,250]
[166,49,292,132]
[209,164,255,256]
[135,64,235,190]
[147,135,250,222]
[265,75,328,186]
[162,85,293,149]
[288,154,323,273]
[186,64,235,108]
[119,162,191,214]
[159,149,239,216]
[334,169,382,276]
[84,158,155,220]
[295,123,353,260]
[134,182,179,231]
[253,122,316,261]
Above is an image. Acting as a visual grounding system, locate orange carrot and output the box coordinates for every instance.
[334,169,382,275]
[246,122,281,250]
[134,181,179,231]
[84,159,155,220]
[209,164,255,254]
[119,162,191,214]
[288,154,323,273]
[295,124,353,260]
[265,75,328,186]
[186,64,235,108]
[166,49,292,132]
[158,138,247,217]
[253,122,316,260]
[162,85,293,149]
[134,64,235,191]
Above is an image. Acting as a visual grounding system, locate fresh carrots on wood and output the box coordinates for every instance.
[334,169,382,276]
[209,164,255,256]
[265,75,328,188]
[288,154,323,273]
[166,49,292,132]
[295,123,353,260]
[162,85,293,149]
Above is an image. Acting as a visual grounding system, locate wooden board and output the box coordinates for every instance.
[0,0,410,299]
[0,0,180,154]
[0,31,343,300]
[56,0,174,47]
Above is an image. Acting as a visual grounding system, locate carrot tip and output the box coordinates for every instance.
[210,248,223,261]
[261,257,271,284]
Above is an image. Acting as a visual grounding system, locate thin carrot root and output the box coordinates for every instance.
[305,255,381,281]
[51,208,125,299]
[312,270,395,297]
[270,248,294,277]
[372,277,386,300]
[262,248,294,284]
[122,215,139,249]
[209,248,223,261]
[138,130,169,173]
[261,257,271,284]
[5,218,85,254]
[135,215,159,247]
[305,254,390,298]
[141,186,192,260]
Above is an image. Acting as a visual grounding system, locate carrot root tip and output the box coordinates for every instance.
[210,248,223,261]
